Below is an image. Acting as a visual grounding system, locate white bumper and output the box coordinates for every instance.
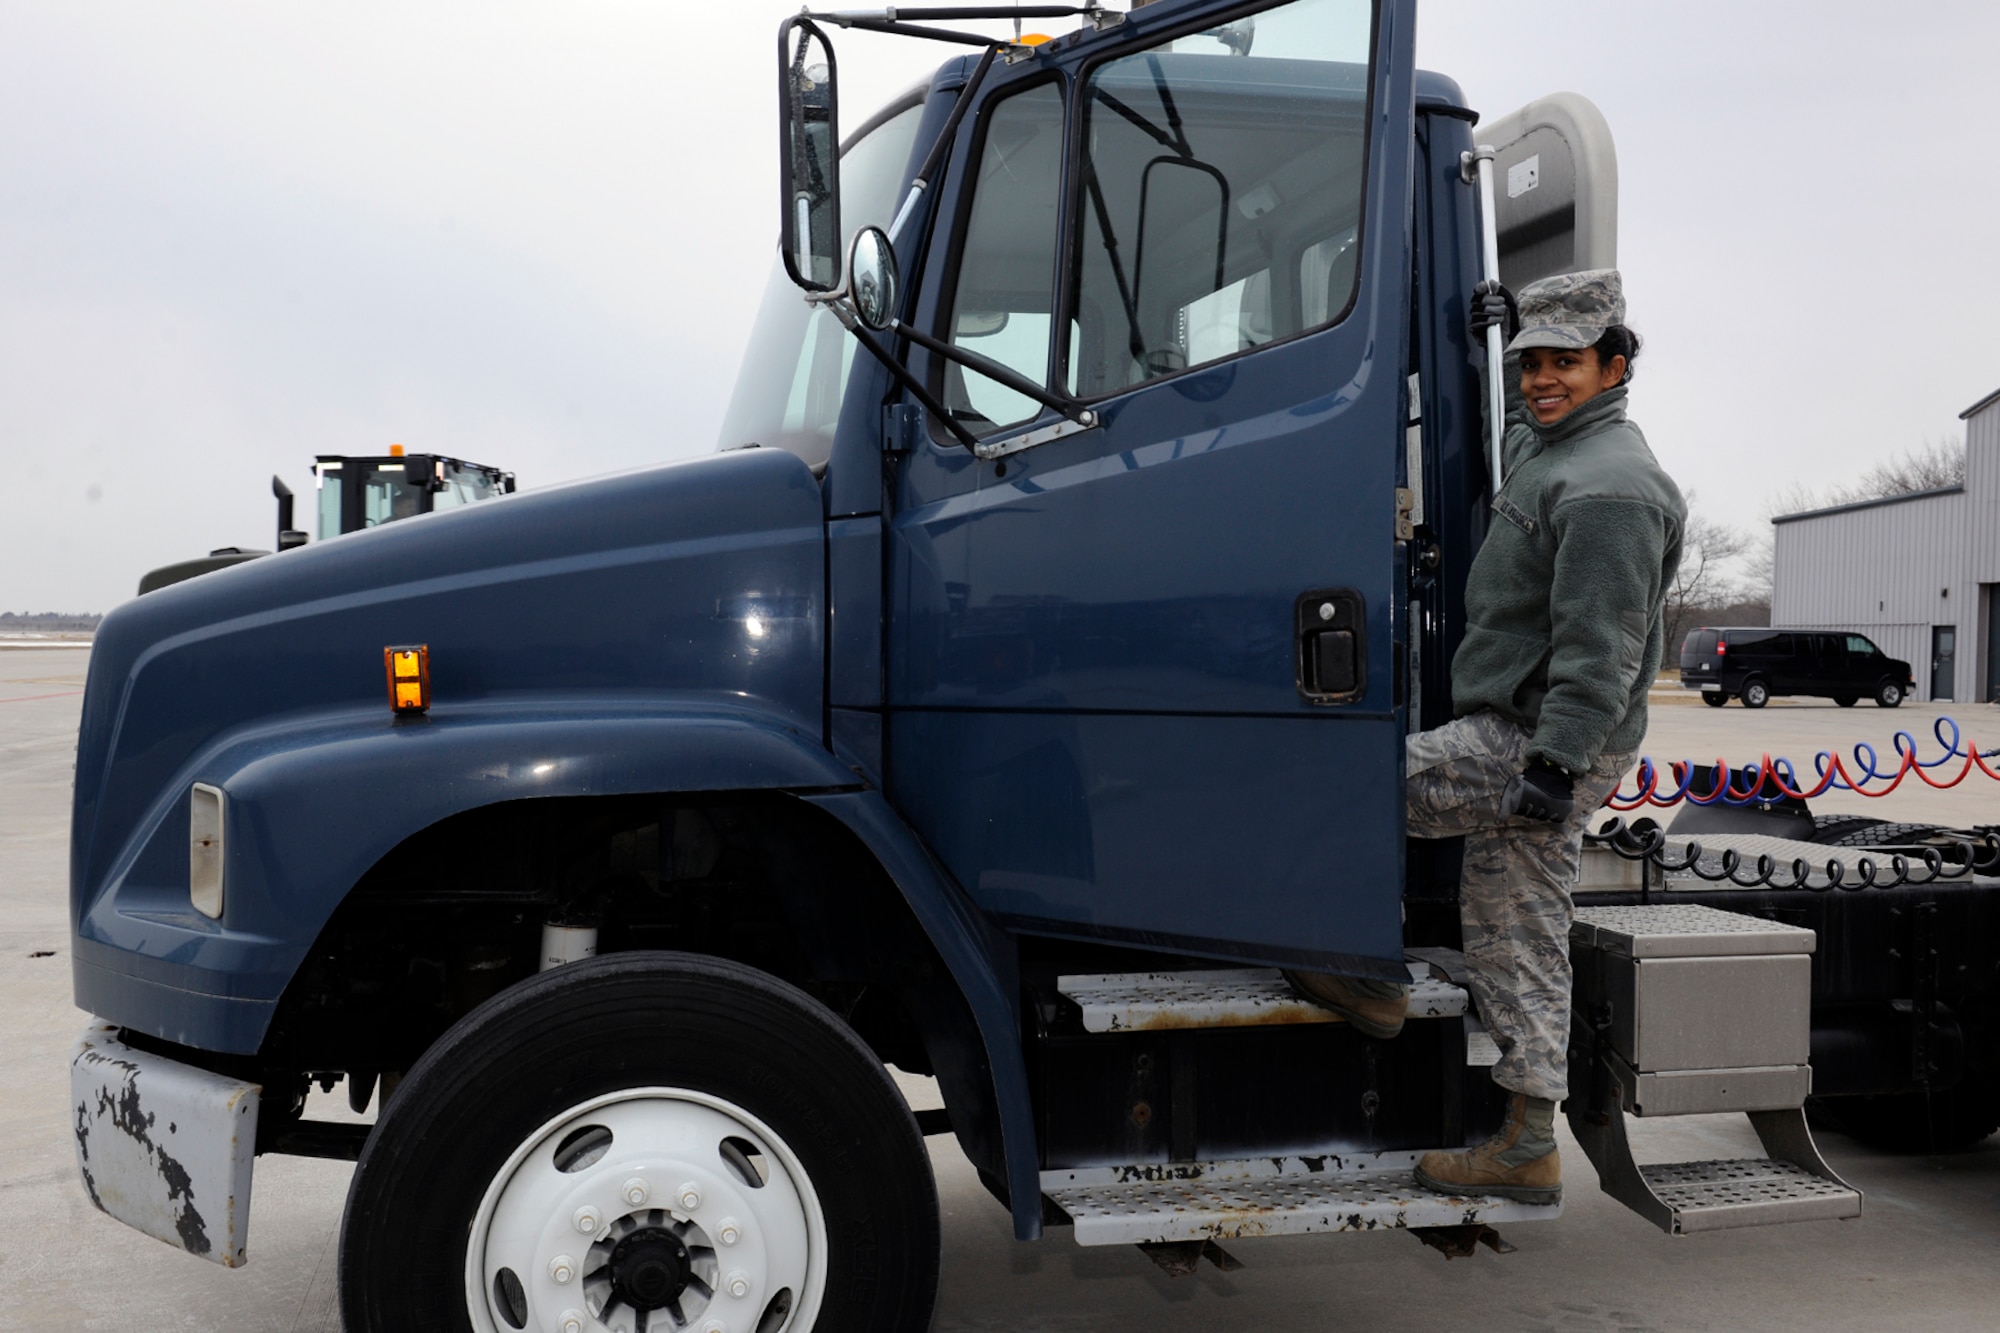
[71,1022,262,1267]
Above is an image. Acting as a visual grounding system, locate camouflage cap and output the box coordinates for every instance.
[1505,268,1625,353]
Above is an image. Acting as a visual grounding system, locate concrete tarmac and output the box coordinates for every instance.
[5,646,1999,1331]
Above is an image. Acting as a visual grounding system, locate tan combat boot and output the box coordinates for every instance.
[1279,970,1409,1039]
[1413,1091,1562,1204]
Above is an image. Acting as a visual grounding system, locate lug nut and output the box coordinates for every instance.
[717,1217,742,1246]
[623,1177,650,1207]
[559,1311,586,1333]
[701,1321,727,1333]
[573,1206,601,1235]
[549,1254,577,1285]
[724,1270,751,1298]
[678,1182,703,1211]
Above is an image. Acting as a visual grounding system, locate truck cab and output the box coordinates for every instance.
[67,3,1863,1329]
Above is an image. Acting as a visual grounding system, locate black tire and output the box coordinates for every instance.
[1876,679,1905,708]
[1701,691,1730,708]
[1810,1080,2000,1153]
[1834,695,1858,708]
[338,951,940,1333]
[1740,677,1770,708]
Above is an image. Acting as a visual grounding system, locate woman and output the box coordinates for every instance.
[1288,269,1686,1205]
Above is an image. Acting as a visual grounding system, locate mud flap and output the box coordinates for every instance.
[70,1022,261,1267]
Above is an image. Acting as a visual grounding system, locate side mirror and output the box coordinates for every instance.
[848,227,899,331]
[778,18,842,293]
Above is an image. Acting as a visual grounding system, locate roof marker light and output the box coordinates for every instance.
[385,644,430,715]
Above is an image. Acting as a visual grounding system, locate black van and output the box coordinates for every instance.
[1679,627,1916,708]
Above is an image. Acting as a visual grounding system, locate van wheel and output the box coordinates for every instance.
[1701,691,1730,708]
[1876,680,1905,708]
[1740,678,1770,708]
[1834,696,1858,708]
[337,951,940,1333]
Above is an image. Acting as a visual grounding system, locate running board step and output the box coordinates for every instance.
[1057,961,1465,1034]
[1567,1104,1861,1235]
[1040,1151,1560,1246]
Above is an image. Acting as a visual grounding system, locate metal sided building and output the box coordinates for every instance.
[1770,386,2000,703]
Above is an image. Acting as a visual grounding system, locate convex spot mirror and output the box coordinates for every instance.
[778,18,841,293]
[849,227,899,331]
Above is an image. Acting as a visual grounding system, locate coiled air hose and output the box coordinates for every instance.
[1609,715,2000,810]
[1584,716,2000,890]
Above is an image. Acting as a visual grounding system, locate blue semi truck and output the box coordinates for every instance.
[78,1,1988,1328]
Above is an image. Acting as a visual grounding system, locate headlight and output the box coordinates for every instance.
[189,783,225,919]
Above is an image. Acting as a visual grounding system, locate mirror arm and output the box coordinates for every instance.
[834,318,980,450]
[889,319,1096,430]
[824,16,1005,48]
[889,42,998,245]
[817,6,1102,20]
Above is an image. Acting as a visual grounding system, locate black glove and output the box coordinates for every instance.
[1501,757,1575,823]
[1468,279,1519,344]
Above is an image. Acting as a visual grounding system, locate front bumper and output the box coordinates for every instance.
[71,1022,262,1267]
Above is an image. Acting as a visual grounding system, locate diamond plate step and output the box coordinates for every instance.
[1041,1151,1561,1246]
[1057,963,1465,1034]
[1638,1157,1861,1233]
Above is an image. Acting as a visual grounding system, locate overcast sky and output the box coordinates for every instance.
[4,0,1997,613]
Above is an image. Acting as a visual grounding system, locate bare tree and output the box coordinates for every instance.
[1847,437,1965,499]
[1770,438,1965,516]
[1662,491,1751,657]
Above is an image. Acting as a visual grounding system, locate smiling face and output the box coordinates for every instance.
[1517,345,1627,425]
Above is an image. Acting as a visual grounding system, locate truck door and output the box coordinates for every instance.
[884,0,1417,976]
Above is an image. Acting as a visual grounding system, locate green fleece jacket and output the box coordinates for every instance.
[1450,384,1685,775]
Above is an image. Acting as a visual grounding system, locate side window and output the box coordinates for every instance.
[1067,0,1374,398]
[718,102,926,465]
[1847,635,1876,656]
[943,83,1067,434]
[1769,632,1795,656]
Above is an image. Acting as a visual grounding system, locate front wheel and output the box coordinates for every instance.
[1740,678,1770,708]
[338,951,940,1333]
[1876,679,1905,708]
[1701,691,1730,708]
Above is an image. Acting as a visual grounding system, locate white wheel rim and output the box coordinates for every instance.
[464,1088,827,1333]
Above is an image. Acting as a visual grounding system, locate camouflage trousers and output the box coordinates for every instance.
[1406,711,1634,1102]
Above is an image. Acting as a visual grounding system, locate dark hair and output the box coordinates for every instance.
[1592,325,1642,384]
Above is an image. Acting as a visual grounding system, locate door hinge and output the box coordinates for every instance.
[1395,487,1416,541]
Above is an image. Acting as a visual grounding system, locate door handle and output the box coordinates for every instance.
[1296,589,1365,704]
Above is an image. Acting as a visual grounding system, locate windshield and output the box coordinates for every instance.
[718,96,926,469]
[433,460,506,511]
[357,463,426,529]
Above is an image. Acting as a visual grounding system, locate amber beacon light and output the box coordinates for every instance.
[384,645,431,714]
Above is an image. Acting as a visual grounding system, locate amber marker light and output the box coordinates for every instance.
[385,645,430,715]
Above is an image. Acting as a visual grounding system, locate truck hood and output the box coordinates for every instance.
[72,447,827,919]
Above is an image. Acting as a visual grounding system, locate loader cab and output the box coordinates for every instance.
[312,452,514,540]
